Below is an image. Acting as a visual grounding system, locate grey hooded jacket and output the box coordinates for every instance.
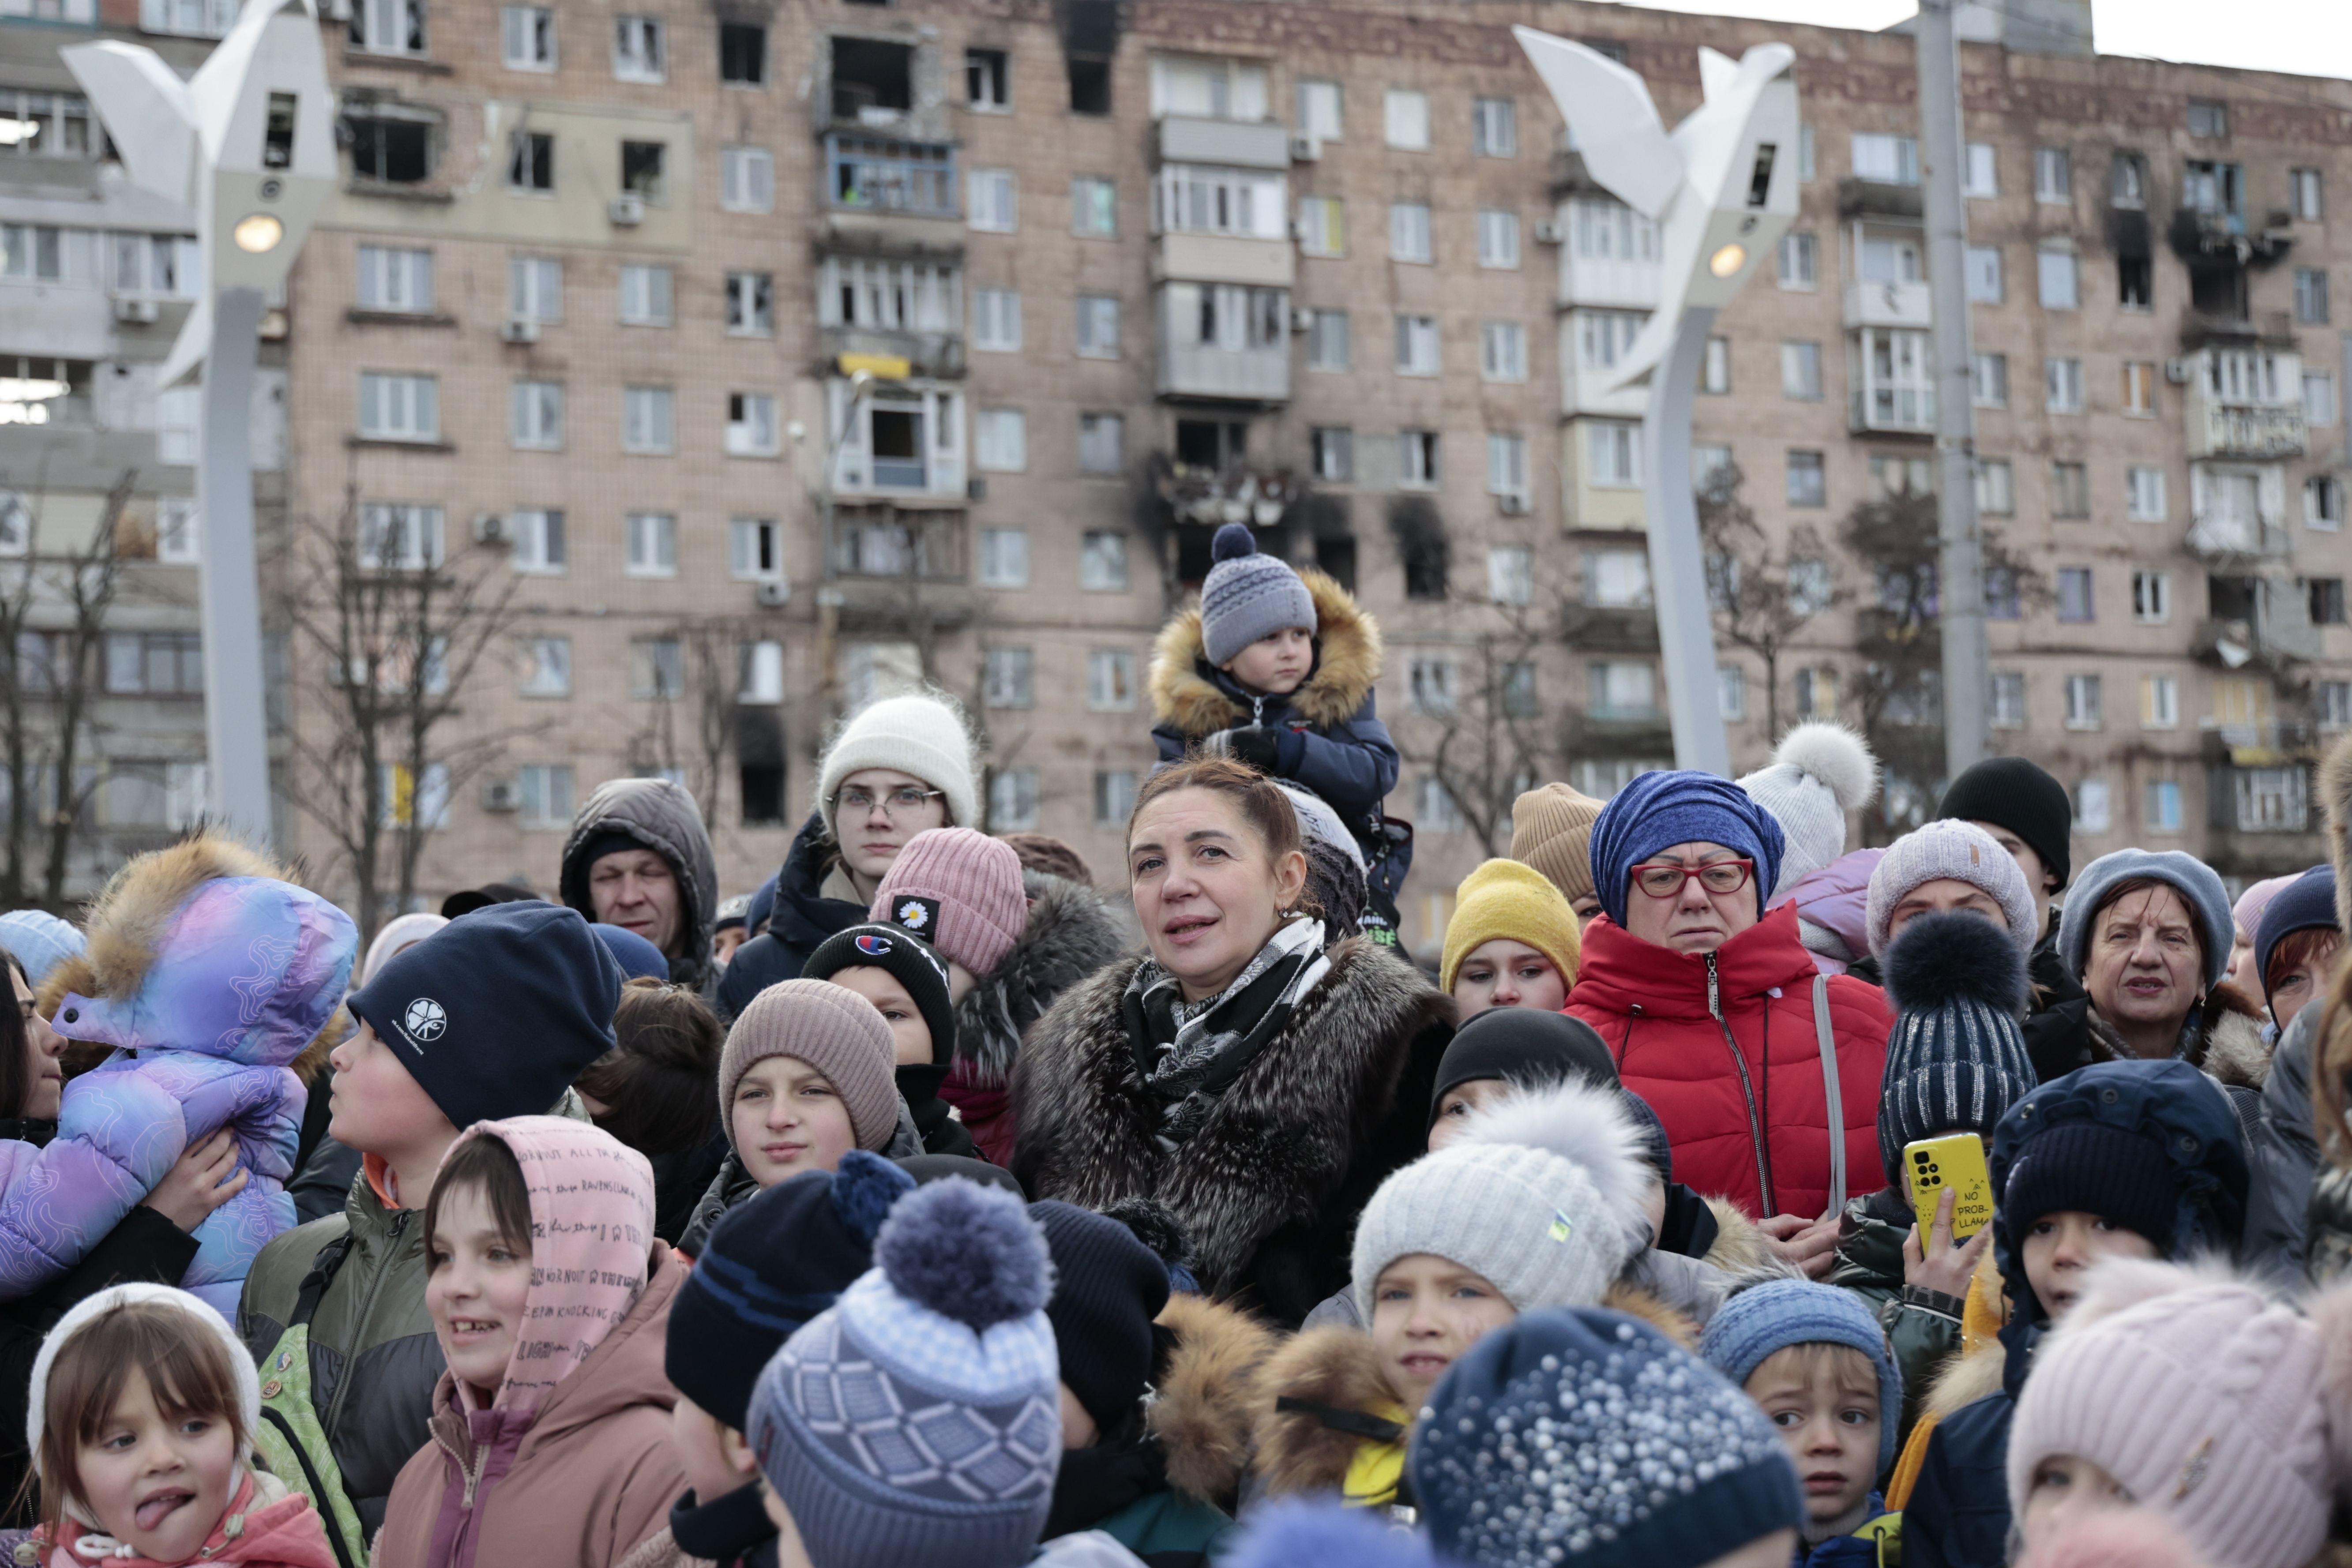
[559,777,721,996]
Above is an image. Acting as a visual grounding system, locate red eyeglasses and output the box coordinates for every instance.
[1629,859,1755,899]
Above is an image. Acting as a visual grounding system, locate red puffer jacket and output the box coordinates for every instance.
[1566,903,1891,1222]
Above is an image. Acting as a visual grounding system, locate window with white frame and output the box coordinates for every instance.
[1079,414,1123,474]
[156,498,198,564]
[1703,337,1730,394]
[1076,295,1120,357]
[1851,132,1918,185]
[1297,79,1342,140]
[1870,456,1933,500]
[726,392,778,456]
[2310,476,2346,531]
[509,255,560,322]
[351,0,425,56]
[1088,649,1136,711]
[1574,198,1660,263]
[1860,234,1921,284]
[518,635,570,695]
[612,15,663,81]
[983,647,1033,709]
[721,147,774,213]
[1718,665,1746,720]
[2129,466,2169,521]
[507,131,553,192]
[1473,96,1516,156]
[141,0,235,38]
[2145,779,2182,833]
[2034,147,2071,203]
[1409,656,1458,714]
[1585,548,1650,607]
[2045,357,2083,413]
[631,638,684,699]
[1589,661,1657,717]
[624,512,675,577]
[1308,310,1349,370]
[2075,777,2111,833]
[1476,209,1520,268]
[111,234,198,297]
[1072,177,1117,237]
[358,374,437,442]
[968,169,1017,232]
[1395,315,1440,376]
[358,503,444,570]
[0,226,98,282]
[509,509,563,573]
[1781,341,1823,401]
[1398,431,1440,489]
[2051,461,2090,518]
[1389,202,1433,263]
[2307,371,2338,427]
[1971,353,2008,407]
[2324,681,2352,729]
[819,258,960,333]
[1962,142,1997,196]
[1384,89,1429,150]
[966,48,1008,110]
[976,409,1027,472]
[510,381,562,450]
[1095,770,1137,827]
[1588,421,1640,488]
[1081,531,1128,591]
[979,527,1028,588]
[2297,268,2330,324]
[1296,197,1345,258]
[1154,165,1285,239]
[729,517,781,582]
[1991,671,2026,728]
[501,5,552,69]
[1975,458,2014,515]
[1312,427,1353,483]
[1148,54,1268,120]
[1577,310,1649,372]
[2123,360,2157,416]
[623,387,674,454]
[972,288,1021,351]
[2064,674,2102,729]
[1481,321,1527,382]
[1777,231,1816,289]
[619,264,671,326]
[2037,245,2079,309]
[1486,443,1529,512]
[357,246,431,312]
[1787,453,1828,508]
[1965,245,2003,303]
[2133,570,2171,623]
[2142,673,2179,730]
[990,771,1041,831]
[739,641,784,705]
[2237,767,2309,832]
[725,272,773,336]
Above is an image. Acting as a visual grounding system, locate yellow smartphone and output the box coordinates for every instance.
[1904,1133,1993,1243]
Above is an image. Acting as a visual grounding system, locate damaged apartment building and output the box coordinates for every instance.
[10,0,2344,937]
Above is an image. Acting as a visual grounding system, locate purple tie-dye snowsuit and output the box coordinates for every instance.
[0,876,356,1316]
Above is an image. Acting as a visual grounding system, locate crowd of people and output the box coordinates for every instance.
[0,524,2345,1568]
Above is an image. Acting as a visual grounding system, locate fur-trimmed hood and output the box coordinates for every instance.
[1150,569,1382,735]
[954,870,1128,1088]
[36,830,351,1086]
[1150,1292,1279,1510]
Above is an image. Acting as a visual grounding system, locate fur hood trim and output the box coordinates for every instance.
[953,870,1128,1088]
[2080,983,2272,1092]
[36,832,346,1086]
[1460,1079,1653,1258]
[1150,569,1382,735]
[1702,1198,1774,1275]
[1150,1292,1278,1510]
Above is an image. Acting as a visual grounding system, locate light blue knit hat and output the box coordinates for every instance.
[0,910,83,988]
[2057,848,2233,989]
[1699,1277,1903,1470]
[747,1177,1062,1568]
[1199,523,1316,668]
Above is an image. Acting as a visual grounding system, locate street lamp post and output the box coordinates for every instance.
[1514,29,1801,777]
[64,0,332,846]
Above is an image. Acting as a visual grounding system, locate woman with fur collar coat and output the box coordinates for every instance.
[1011,758,1453,1330]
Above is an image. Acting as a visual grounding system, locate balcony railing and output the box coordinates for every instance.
[1849,384,1935,435]
[2192,401,2307,461]
[824,134,957,219]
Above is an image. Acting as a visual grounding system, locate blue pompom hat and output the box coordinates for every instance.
[1199,522,1317,668]
[1586,769,1787,928]
[747,1176,1063,1568]
[1698,1278,1904,1471]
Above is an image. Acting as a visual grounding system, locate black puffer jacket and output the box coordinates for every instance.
[2018,919,2094,1083]
[717,813,866,1021]
[559,776,722,996]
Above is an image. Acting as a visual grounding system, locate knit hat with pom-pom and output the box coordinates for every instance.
[2005,1259,2331,1568]
[1876,910,2039,1185]
[1199,523,1316,668]
[1737,721,1878,897]
[748,1177,1063,1568]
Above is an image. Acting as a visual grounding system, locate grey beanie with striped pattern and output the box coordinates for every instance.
[1876,908,2037,1187]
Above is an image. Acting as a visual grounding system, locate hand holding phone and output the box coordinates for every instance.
[1903,1133,1992,1242]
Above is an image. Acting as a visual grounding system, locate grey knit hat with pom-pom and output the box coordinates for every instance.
[748,1178,1063,1568]
[1736,721,1878,898]
[1199,522,1317,667]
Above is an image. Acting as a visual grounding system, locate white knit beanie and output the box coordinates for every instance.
[1736,721,1878,898]
[28,1284,262,1494]
[1349,1079,1647,1319]
[815,691,980,839]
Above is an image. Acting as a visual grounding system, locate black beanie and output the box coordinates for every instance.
[666,1150,915,1430]
[1428,1008,1619,1130]
[1619,1090,1673,1183]
[347,902,621,1133]
[2002,1122,2179,1250]
[1029,1199,1171,1436]
[803,923,956,1068]
[1935,756,2073,892]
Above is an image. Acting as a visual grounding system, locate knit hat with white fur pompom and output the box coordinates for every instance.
[1737,722,1879,898]
[1349,1078,1647,1319]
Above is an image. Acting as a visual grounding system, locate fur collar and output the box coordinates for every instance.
[1149,1293,1278,1511]
[1011,938,1451,1299]
[2081,982,2272,1090]
[953,871,1128,1088]
[1702,1197,1774,1275]
[1150,569,1382,735]
[34,831,343,1087]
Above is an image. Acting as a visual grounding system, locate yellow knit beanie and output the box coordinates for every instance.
[1440,859,1584,994]
[1510,783,1607,908]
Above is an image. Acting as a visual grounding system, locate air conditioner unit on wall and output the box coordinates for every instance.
[608,193,645,226]
[1498,494,1531,515]
[1290,308,1315,332]
[114,297,159,324]
[1289,134,1319,162]
[1533,221,1565,244]
[2165,358,2194,384]
[500,317,538,344]
[471,512,506,544]
[755,579,789,608]
[481,778,519,812]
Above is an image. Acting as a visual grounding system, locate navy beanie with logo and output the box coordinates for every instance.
[347,901,624,1133]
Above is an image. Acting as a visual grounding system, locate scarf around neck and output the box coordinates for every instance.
[1123,917,1329,1149]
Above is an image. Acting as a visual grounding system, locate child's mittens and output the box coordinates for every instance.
[1227,726,1281,773]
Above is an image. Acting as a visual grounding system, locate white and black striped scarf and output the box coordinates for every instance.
[1123,917,1330,1149]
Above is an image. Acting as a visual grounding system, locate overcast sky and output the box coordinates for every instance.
[1606,0,2352,79]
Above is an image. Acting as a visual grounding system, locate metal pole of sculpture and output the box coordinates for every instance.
[1514,28,1802,776]
[66,0,333,845]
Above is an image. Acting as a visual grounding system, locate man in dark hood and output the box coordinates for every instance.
[559,777,721,996]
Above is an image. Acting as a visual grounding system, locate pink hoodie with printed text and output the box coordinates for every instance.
[371,1118,684,1568]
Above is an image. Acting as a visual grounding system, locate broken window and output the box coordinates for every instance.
[349,114,431,184]
[349,0,425,56]
[613,16,664,81]
[967,48,1008,109]
[507,130,552,191]
[1067,56,1111,115]
[1389,496,1449,600]
[263,93,295,169]
[720,23,765,85]
[2119,254,2151,310]
[1063,0,1116,114]
[2184,160,2245,219]
[621,140,665,202]
[1175,419,1246,469]
[831,36,913,123]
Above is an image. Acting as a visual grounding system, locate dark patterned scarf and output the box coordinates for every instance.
[1122,918,1330,1150]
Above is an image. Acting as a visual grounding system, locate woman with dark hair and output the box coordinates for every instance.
[1011,756,1454,1329]
[574,976,727,1243]
[0,945,246,1524]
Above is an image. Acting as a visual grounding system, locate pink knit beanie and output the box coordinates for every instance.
[2006,1259,2329,1568]
[869,827,1027,978]
[717,979,899,1154]
[2016,1510,2215,1568]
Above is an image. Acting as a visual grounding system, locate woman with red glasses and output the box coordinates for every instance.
[1564,769,1890,1274]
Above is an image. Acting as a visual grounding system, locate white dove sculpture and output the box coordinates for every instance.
[1513,27,1800,398]
[64,0,334,388]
